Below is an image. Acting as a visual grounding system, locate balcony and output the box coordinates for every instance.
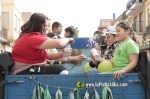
[126,0,144,16]
[0,26,7,43]
[132,21,146,34]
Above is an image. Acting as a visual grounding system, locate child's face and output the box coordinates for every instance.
[116,26,129,41]
[64,31,70,37]
[54,26,62,35]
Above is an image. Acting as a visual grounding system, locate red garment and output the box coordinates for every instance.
[11,32,48,64]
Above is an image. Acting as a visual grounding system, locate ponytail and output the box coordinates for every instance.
[131,31,140,45]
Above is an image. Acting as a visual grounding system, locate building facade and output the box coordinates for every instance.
[98,19,116,33]
[114,0,150,47]
[1,0,22,52]
[143,0,150,46]
[0,0,7,53]
[125,0,150,46]
[125,0,145,46]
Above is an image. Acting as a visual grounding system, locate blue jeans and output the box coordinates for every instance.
[86,68,114,74]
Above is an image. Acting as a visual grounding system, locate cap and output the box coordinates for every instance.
[105,30,116,35]
[105,26,116,35]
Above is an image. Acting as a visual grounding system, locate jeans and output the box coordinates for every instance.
[86,68,114,74]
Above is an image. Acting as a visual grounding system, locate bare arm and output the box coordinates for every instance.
[57,56,79,63]
[67,55,86,62]
[122,53,139,72]
[38,38,74,49]
[114,53,139,79]
[46,52,63,60]
[57,55,86,63]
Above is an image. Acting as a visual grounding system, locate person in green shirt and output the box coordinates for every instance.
[112,21,139,78]
[90,21,139,79]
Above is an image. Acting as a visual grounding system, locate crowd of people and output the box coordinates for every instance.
[10,12,140,79]
[87,21,139,79]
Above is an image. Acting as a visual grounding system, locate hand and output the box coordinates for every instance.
[113,70,125,80]
[77,55,86,64]
[68,38,74,44]
[73,55,84,61]
[79,54,86,60]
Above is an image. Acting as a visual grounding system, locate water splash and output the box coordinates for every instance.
[81,37,98,49]
[81,37,99,63]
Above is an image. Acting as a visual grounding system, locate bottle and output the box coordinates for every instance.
[62,44,71,61]
[90,48,101,60]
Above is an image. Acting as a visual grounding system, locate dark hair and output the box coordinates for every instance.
[65,27,74,37]
[116,20,138,43]
[98,34,107,46]
[116,20,132,31]
[47,32,56,38]
[93,31,103,36]
[20,13,47,37]
[52,22,62,31]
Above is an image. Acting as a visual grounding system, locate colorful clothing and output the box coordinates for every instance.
[112,38,139,70]
[89,41,119,68]
[102,41,120,60]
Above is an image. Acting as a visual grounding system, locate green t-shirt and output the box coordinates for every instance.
[112,38,139,71]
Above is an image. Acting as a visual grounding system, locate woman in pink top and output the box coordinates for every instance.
[11,13,74,75]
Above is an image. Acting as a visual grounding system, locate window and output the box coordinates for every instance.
[134,16,137,31]
[139,11,143,32]
[147,11,150,33]
[2,12,9,29]
[148,12,150,26]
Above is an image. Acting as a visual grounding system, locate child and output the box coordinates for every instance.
[64,26,85,65]
[112,21,139,79]
[52,22,63,38]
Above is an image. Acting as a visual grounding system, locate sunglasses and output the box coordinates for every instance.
[118,20,134,31]
[118,20,129,28]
